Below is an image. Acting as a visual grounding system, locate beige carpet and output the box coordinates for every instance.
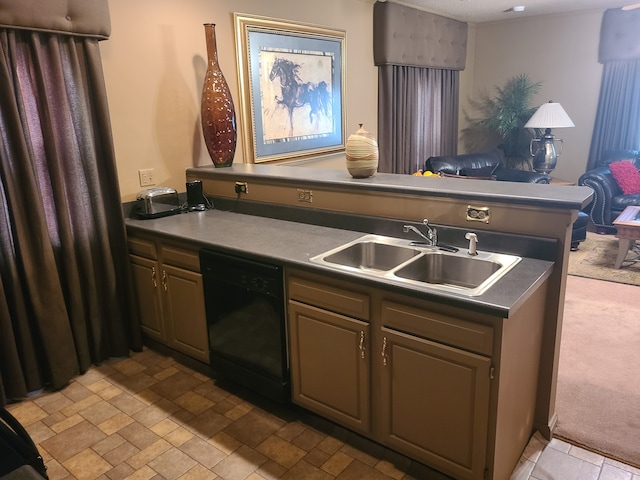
[556,275,640,467]
[568,232,640,286]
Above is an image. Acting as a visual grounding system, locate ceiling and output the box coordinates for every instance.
[377,0,633,23]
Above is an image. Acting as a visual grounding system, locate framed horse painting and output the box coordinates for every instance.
[234,13,346,163]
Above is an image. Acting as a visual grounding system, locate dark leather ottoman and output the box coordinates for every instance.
[571,211,589,251]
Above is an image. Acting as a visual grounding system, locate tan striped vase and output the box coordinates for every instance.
[346,124,379,178]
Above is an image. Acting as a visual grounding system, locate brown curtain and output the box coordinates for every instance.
[373,1,465,174]
[0,27,140,406]
[378,65,459,174]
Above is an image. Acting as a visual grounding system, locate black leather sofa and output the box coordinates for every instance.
[578,149,640,232]
[424,150,551,184]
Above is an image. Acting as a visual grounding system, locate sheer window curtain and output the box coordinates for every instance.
[0,28,140,406]
[378,65,459,174]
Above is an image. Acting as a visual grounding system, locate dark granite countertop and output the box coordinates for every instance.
[186,164,594,210]
[126,209,554,318]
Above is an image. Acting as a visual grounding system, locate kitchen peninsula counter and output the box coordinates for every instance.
[186,163,593,210]
[127,164,591,480]
[125,208,553,318]
[180,163,591,444]
[125,202,553,480]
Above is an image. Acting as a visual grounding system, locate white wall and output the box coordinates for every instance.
[102,0,378,201]
[464,10,605,182]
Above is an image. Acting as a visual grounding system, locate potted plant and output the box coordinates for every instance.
[461,74,542,169]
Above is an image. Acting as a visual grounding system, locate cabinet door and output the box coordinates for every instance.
[162,264,209,362]
[289,300,370,434]
[380,327,491,480]
[129,255,164,341]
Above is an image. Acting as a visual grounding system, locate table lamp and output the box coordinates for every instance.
[524,101,575,174]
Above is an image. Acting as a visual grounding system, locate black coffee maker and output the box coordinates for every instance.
[186,180,207,211]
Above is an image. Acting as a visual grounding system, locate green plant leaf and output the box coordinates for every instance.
[462,74,542,165]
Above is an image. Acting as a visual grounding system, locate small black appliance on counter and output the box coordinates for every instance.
[186,180,207,211]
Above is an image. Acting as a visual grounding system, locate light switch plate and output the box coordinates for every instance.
[139,169,155,187]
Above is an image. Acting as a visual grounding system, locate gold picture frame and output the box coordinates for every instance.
[234,13,346,164]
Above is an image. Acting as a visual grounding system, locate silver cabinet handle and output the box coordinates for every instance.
[162,270,168,291]
[359,331,366,359]
[381,336,388,366]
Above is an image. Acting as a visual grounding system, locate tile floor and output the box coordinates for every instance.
[6,348,640,480]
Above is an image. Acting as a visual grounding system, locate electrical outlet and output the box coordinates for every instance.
[234,182,248,194]
[297,189,313,203]
[139,169,155,187]
[466,205,491,223]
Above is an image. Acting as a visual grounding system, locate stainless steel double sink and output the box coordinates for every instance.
[310,234,521,296]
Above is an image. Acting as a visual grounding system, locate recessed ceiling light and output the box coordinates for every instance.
[503,5,526,13]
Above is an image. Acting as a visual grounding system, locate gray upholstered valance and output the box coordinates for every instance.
[598,8,640,63]
[373,1,467,70]
[0,0,110,39]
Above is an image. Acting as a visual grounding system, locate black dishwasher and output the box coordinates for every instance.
[199,249,289,402]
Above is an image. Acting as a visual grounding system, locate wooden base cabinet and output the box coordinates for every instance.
[288,275,371,434]
[128,235,208,362]
[287,269,546,480]
[289,301,370,433]
[380,327,491,480]
[129,254,164,341]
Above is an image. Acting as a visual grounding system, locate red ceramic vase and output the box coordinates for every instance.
[201,23,237,167]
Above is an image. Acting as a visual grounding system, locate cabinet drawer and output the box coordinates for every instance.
[162,244,200,272]
[381,301,493,356]
[128,237,157,259]
[288,276,370,320]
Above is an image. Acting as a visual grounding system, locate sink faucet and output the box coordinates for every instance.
[465,232,478,256]
[403,219,437,247]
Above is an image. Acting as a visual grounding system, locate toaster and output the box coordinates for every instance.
[135,187,182,219]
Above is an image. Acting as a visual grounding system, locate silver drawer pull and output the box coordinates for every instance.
[151,266,157,287]
[381,336,388,366]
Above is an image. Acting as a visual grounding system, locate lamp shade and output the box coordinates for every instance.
[524,101,575,129]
